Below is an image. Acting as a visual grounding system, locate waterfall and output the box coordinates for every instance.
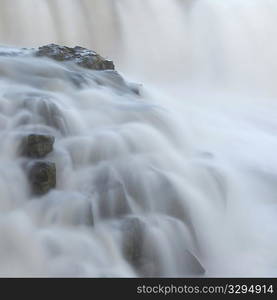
[0,0,276,277]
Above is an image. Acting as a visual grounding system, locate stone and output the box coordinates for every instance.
[121,217,146,268]
[21,134,55,158]
[35,44,115,71]
[28,161,56,195]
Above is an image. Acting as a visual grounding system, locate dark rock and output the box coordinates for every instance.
[121,217,146,268]
[28,161,56,195]
[21,134,55,158]
[36,44,115,71]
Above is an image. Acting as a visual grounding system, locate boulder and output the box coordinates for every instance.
[21,134,55,158]
[36,44,115,71]
[28,161,56,195]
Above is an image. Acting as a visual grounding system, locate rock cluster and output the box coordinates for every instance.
[8,43,142,195]
[21,134,56,196]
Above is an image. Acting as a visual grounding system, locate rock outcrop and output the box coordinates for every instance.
[0,44,142,95]
[36,44,115,71]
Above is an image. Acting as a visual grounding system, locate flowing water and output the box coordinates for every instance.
[0,0,277,277]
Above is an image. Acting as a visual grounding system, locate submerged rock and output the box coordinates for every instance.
[120,216,205,276]
[121,217,145,268]
[21,134,55,158]
[36,44,115,71]
[28,161,56,195]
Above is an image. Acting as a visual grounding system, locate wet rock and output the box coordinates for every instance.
[21,134,55,158]
[28,161,56,195]
[121,217,146,268]
[36,44,115,71]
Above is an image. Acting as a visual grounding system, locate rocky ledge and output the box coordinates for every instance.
[0,43,141,94]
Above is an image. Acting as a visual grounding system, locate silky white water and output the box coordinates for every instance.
[0,0,277,277]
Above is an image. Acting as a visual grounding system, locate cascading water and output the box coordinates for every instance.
[0,0,277,277]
